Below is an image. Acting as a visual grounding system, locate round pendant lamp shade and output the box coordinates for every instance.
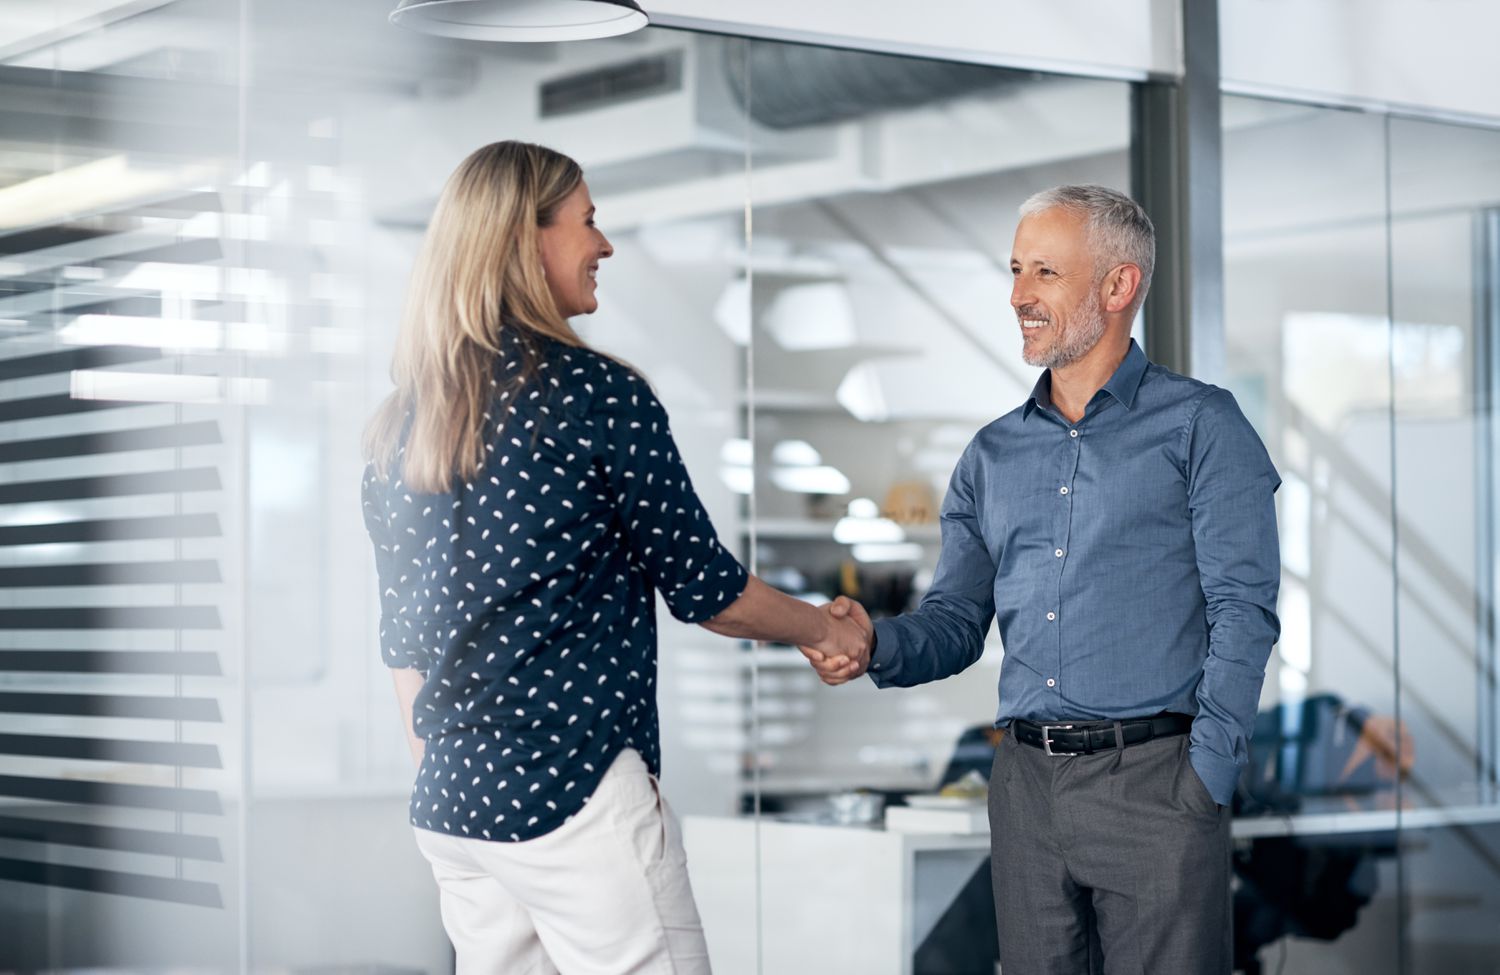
[390,0,648,42]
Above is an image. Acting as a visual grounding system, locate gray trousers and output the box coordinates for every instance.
[989,728,1231,975]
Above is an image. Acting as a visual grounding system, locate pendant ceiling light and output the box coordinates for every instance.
[390,0,648,42]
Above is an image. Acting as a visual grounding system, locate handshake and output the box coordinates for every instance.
[797,596,874,686]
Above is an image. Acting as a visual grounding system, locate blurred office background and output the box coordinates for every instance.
[0,2,1496,973]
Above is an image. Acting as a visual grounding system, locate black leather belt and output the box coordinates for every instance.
[1011,713,1192,756]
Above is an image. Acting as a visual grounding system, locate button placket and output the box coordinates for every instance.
[1052,422,1083,703]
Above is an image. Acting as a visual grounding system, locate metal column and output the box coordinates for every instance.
[1132,0,1224,383]
[1477,207,1500,795]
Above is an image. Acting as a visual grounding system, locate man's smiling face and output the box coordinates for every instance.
[1009,206,1106,370]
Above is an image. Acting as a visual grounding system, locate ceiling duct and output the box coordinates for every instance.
[540,49,684,118]
[724,44,1033,130]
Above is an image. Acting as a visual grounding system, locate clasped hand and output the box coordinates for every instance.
[797,596,873,686]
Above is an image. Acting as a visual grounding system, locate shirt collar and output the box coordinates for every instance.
[1101,338,1149,410]
[1022,373,1052,420]
[1023,339,1149,420]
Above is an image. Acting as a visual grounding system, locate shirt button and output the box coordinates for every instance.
[1046,678,1056,687]
[1055,549,1064,558]
[1046,611,1056,621]
[1069,429,1079,438]
[1059,486,1069,495]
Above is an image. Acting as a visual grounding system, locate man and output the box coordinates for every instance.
[804,185,1281,974]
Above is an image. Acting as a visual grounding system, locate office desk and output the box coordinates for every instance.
[1230,801,1500,839]
[684,802,1500,975]
[684,816,989,975]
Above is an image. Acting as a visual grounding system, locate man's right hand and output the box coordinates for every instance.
[797,596,873,686]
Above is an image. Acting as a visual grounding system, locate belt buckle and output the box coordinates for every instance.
[1041,723,1076,757]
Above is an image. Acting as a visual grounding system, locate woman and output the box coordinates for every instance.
[361,141,868,975]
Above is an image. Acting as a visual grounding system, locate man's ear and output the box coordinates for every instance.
[1103,263,1142,315]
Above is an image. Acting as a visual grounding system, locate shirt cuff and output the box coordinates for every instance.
[1188,744,1242,807]
[866,619,902,687]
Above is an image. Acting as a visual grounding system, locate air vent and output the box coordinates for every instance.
[540,49,684,118]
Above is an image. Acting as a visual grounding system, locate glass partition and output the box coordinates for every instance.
[1220,97,1402,974]
[0,5,759,972]
[0,3,244,967]
[744,57,1132,799]
[1387,115,1500,973]
[233,14,761,974]
[1222,96,1500,974]
[716,44,1134,975]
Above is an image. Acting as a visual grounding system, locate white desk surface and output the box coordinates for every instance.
[684,803,1500,975]
[1230,801,1500,838]
[685,816,990,975]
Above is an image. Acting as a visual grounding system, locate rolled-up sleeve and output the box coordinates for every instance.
[590,376,748,623]
[870,441,996,688]
[1184,389,1282,805]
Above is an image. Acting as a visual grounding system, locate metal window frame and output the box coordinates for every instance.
[1132,0,1223,382]
[1478,206,1500,794]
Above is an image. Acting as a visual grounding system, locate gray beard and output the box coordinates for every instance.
[1022,293,1107,369]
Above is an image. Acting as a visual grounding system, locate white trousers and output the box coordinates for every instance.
[412,748,712,975]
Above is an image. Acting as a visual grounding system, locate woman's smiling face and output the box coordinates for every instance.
[539,179,613,318]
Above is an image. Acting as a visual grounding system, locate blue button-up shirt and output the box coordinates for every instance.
[869,340,1280,805]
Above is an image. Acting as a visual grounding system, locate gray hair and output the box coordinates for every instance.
[1019,185,1155,304]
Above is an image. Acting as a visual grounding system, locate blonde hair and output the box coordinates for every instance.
[364,141,586,492]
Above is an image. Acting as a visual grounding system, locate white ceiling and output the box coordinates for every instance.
[0,0,174,60]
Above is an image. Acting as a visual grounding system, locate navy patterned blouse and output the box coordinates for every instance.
[361,329,748,842]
